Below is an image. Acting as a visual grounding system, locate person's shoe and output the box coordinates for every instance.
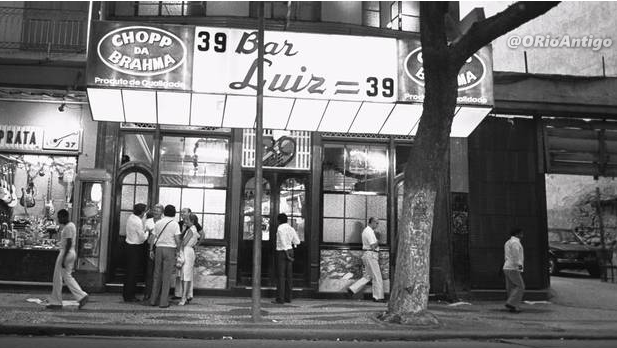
[508,307,521,313]
[46,304,62,310]
[505,304,515,311]
[171,296,182,300]
[78,295,89,309]
[178,300,186,306]
[372,298,387,303]
[284,299,291,303]
[271,299,285,304]
[159,304,170,308]
[186,298,192,304]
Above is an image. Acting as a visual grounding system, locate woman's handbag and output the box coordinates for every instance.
[175,252,185,269]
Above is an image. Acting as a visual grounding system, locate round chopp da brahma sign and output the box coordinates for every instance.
[404,47,486,91]
[97,26,186,76]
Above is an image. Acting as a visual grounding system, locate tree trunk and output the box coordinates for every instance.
[377,1,559,326]
[379,57,459,324]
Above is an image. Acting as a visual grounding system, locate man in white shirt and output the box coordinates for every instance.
[503,227,525,313]
[273,213,300,304]
[347,217,385,302]
[123,203,148,302]
[149,205,181,308]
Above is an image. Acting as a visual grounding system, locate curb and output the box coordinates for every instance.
[3,324,617,341]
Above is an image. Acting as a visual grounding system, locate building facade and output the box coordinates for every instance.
[2,1,614,299]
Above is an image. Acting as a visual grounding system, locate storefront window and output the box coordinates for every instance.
[322,144,388,245]
[158,136,229,240]
[0,155,77,249]
[120,133,155,166]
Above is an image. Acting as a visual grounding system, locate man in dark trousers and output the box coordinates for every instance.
[273,213,300,304]
[123,203,147,302]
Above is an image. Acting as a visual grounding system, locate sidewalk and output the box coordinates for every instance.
[1,289,617,340]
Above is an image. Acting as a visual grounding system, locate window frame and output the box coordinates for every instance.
[320,141,390,248]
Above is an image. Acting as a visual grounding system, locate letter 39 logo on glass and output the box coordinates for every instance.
[404,47,486,91]
[97,26,186,76]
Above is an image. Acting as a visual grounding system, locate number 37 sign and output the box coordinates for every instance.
[43,129,81,152]
[191,27,399,102]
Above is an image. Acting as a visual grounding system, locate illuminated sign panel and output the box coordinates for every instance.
[87,21,194,91]
[191,27,399,102]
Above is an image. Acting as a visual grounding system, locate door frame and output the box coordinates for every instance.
[237,169,311,288]
[108,162,153,283]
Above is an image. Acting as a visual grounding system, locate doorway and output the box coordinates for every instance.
[109,168,152,283]
[237,171,309,288]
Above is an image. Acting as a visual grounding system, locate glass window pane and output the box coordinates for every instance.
[345,194,366,219]
[114,1,135,16]
[204,189,226,214]
[376,219,388,245]
[122,172,136,184]
[123,133,155,166]
[159,186,181,208]
[279,190,293,216]
[181,188,204,212]
[243,215,254,240]
[203,214,225,239]
[323,145,345,191]
[366,147,387,193]
[135,172,149,185]
[119,211,131,236]
[290,217,305,242]
[346,146,367,193]
[367,195,387,220]
[135,185,149,206]
[138,1,160,15]
[323,218,344,243]
[205,163,228,187]
[323,194,344,217]
[182,162,205,187]
[161,1,184,15]
[345,219,364,243]
[121,185,135,210]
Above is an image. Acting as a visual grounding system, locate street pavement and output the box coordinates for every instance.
[0,274,616,341]
[2,337,617,348]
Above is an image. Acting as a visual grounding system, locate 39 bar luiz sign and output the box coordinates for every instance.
[87,20,493,106]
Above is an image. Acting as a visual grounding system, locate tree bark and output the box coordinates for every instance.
[379,1,559,326]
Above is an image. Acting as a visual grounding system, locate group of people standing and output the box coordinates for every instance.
[123,203,201,308]
[45,204,523,312]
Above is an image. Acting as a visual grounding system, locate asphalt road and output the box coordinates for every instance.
[2,337,617,348]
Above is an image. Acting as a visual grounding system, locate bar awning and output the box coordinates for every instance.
[87,88,491,137]
[86,21,494,137]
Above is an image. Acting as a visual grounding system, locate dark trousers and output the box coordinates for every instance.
[276,250,293,302]
[150,247,176,307]
[143,249,154,300]
[123,243,144,301]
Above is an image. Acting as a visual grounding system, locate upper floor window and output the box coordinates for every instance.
[362,1,420,32]
[111,1,207,17]
[250,1,320,21]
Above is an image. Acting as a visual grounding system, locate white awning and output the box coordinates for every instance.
[87,88,491,137]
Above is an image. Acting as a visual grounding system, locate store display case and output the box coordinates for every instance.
[74,169,111,274]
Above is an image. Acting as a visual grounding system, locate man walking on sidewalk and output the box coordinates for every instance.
[347,217,385,302]
[503,227,525,313]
